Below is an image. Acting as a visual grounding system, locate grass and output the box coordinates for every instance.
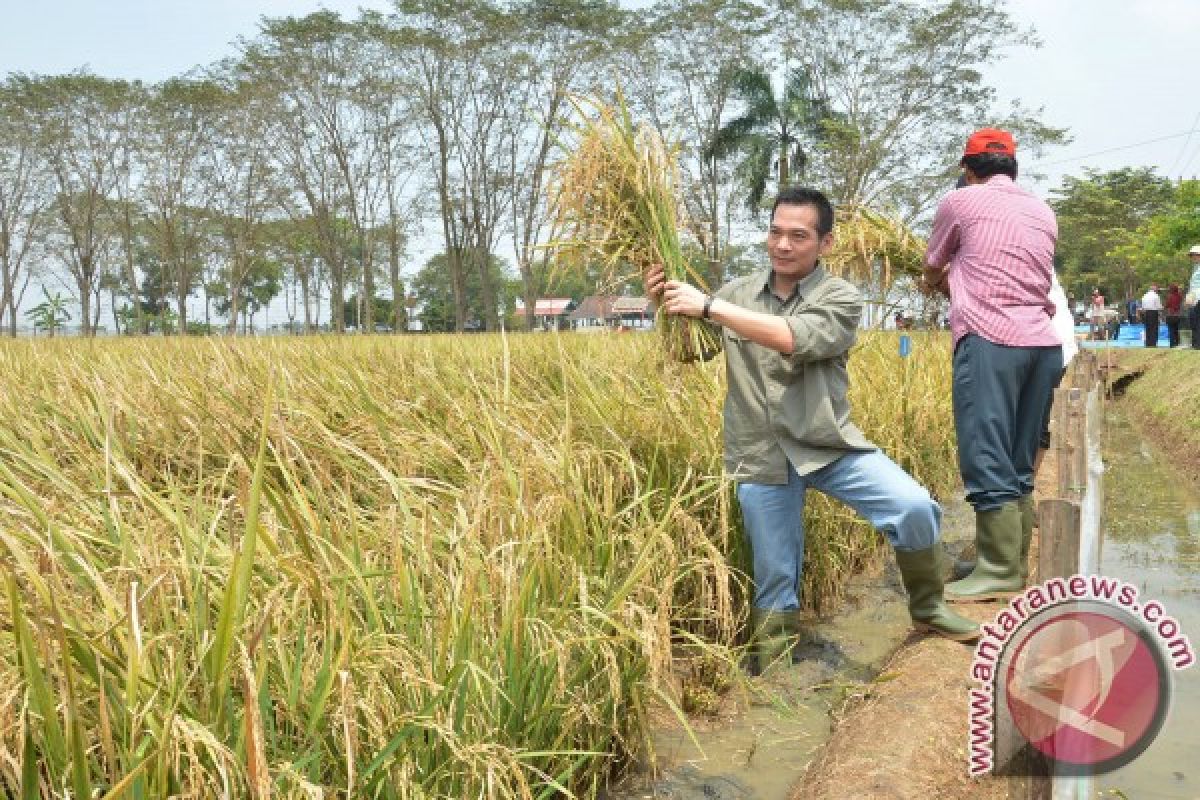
[0,331,956,798]
[1111,348,1200,435]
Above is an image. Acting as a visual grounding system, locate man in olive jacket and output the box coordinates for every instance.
[648,187,978,673]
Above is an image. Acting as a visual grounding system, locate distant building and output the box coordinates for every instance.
[611,296,653,329]
[531,298,574,330]
[569,295,618,330]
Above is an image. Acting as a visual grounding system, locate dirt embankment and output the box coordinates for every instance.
[789,453,1060,800]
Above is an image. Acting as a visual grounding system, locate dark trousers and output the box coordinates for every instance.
[1167,314,1182,347]
[1144,309,1161,347]
[1191,304,1200,348]
[953,334,1064,511]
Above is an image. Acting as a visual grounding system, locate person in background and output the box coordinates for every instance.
[649,187,979,676]
[1186,245,1200,349]
[924,127,1062,603]
[1090,288,1106,340]
[1165,284,1183,348]
[1125,296,1140,325]
[1140,283,1162,348]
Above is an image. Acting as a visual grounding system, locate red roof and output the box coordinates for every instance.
[533,298,572,315]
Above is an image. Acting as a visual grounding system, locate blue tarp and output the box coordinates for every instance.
[1077,323,1172,348]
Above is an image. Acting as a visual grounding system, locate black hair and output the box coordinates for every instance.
[771,187,835,236]
[961,153,1018,180]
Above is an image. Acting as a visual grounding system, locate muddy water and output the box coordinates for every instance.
[1095,404,1200,799]
[606,500,975,800]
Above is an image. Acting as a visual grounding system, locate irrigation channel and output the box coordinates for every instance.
[605,499,977,799]
[1094,398,1200,799]
[609,389,1200,800]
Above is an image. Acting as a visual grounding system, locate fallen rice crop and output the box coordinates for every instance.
[0,331,956,798]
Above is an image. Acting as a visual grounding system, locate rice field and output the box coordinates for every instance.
[0,331,956,799]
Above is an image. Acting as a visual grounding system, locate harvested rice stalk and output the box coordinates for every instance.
[546,91,719,362]
[822,206,927,289]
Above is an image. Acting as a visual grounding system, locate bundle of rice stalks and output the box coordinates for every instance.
[547,90,719,363]
[822,206,927,290]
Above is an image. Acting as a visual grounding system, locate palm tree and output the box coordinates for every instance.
[708,66,830,212]
[25,288,72,337]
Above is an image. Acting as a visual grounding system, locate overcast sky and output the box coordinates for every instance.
[3,0,1197,194]
[2,0,1197,324]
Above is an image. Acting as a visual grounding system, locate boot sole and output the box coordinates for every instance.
[944,589,1020,603]
[913,621,981,642]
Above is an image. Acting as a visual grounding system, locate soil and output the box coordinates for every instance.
[787,451,1060,800]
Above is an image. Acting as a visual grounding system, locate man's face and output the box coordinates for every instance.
[767,203,833,282]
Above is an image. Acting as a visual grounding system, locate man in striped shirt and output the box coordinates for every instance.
[924,128,1063,602]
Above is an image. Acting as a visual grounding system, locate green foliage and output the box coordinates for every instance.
[412,251,517,331]
[24,288,71,336]
[342,293,396,330]
[1136,180,1200,266]
[209,255,284,321]
[1051,168,1176,300]
[778,0,1069,212]
[707,66,831,212]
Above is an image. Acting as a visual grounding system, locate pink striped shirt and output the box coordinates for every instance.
[926,175,1059,347]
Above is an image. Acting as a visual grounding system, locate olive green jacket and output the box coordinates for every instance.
[714,265,876,484]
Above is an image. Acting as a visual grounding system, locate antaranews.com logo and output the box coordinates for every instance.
[967,574,1195,777]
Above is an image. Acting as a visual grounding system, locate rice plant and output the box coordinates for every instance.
[546,91,719,363]
[822,206,927,289]
[0,331,955,797]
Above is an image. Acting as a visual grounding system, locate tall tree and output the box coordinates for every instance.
[14,71,140,335]
[106,82,151,334]
[0,78,50,336]
[708,65,830,212]
[142,78,221,333]
[200,72,277,334]
[1051,167,1175,301]
[505,0,627,329]
[388,0,498,332]
[627,0,764,287]
[241,11,374,333]
[359,14,425,334]
[779,0,1067,217]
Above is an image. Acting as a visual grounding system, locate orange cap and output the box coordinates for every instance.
[963,128,1016,158]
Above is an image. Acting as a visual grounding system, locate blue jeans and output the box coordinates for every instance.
[952,334,1063,510]
[737,450,941,611]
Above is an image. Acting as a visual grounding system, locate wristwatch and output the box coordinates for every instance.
[702,294,714,320]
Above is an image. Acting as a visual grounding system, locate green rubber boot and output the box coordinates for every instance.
[894,547,980,642]
[945,502,1025,602]
[1018,494,1036,584]
[952,495,1036,584]
[748,608,803,676]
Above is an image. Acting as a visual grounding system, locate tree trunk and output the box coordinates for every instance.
[110,286,121,334]
[177,290,188,335]
[0,263,12,337]
[300,268,313,333]
[227,265,242,335]
[329,258,345,333]
[361,230,374,333]
[120,206,146,334]
[476,249,499,331]
[388,218,405,334]
[77,264,94,337]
